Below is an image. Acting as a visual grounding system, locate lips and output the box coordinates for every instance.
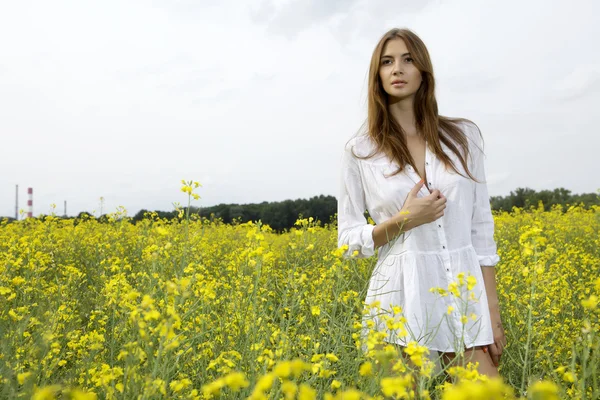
[392,80,407,84]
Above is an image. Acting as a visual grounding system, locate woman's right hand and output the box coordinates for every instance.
[397,179,446,229]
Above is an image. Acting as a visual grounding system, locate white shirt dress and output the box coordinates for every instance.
[337,120,500,353]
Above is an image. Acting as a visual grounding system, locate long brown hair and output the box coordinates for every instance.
[353,27,483,183]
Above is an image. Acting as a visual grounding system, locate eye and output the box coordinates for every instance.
[381,59,392,65]
[405,57,414,63]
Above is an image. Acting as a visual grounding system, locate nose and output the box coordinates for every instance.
[392,61,403,75]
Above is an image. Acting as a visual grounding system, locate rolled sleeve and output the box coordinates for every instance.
[337,142,376,259]
[468,124,500,267]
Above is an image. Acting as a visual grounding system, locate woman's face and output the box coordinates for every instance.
[378,38,423,101]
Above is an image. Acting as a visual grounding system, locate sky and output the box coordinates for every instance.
[1,0,599,218]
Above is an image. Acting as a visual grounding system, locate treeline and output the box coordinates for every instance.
[490,187,600,212]
[2,188,598,232]
[133,194,338,232]
[130,187,600,232]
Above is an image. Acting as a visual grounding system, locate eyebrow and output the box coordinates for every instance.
[381,52,411,58]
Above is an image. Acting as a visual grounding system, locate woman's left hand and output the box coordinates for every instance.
[487,307,507,367]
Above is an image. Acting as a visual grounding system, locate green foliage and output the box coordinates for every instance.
[490,187,600,212]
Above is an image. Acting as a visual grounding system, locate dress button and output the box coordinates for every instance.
[446,268,449,271]
[426,162,429,165]
[429,182,432,186]
[442,246,446,249]
[438,224,441,228]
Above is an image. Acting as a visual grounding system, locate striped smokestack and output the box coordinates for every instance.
[27,187,33,218]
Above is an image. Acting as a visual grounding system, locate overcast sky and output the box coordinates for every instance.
[1,0,598,218]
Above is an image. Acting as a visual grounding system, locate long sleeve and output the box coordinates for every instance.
[337,142,376,259]
[469,125,500,267]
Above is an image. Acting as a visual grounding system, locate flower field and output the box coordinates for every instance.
[0,186,598,399]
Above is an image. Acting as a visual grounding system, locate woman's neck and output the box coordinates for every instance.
[388,99,418,137]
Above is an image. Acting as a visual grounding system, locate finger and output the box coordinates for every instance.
[409,179,424,196]
[488,343,501,367]
[434,196,447,205]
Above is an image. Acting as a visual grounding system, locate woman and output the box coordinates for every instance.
[337,28,507,379]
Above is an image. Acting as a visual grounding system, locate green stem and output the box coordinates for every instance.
[520,255,537,394]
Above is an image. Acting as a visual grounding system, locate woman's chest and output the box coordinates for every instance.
[405,136,428,188]
[360,150,474,216]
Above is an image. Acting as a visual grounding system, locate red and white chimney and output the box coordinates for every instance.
[27,187,33,218]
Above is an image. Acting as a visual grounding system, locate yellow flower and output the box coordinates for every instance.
[326,389,362,400]
[535,266,544,274]
[447,306,454,315]
[562,371,575,383]
[403,341,429,367]
[528,380,560,400]
[169,378,192,392]
[467,275,477,291]
[11,276,26,286]
[290,359,311,377]
[581,294,598,310]
[325,353,339,362]
[68,389,98,400]
[274,361,292,378]
[17,372,31,385]
[32,385,62,400]
[448,282,460,297]
[281,381,297,399]
[369,300,381,309]
[359,361,373,376]
[298,383,317,400]
[255,373,274,392]
[223,372,249,391]
[318,369,337,378]
[381,376,411,397]
[311,306,321,316]
[330,380,342,390]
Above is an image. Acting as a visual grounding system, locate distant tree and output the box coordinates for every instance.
[133,209,149,223]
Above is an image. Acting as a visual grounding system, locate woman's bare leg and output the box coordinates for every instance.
[440,345,499,379]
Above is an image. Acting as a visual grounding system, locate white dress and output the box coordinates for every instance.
[337,120,500,353]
